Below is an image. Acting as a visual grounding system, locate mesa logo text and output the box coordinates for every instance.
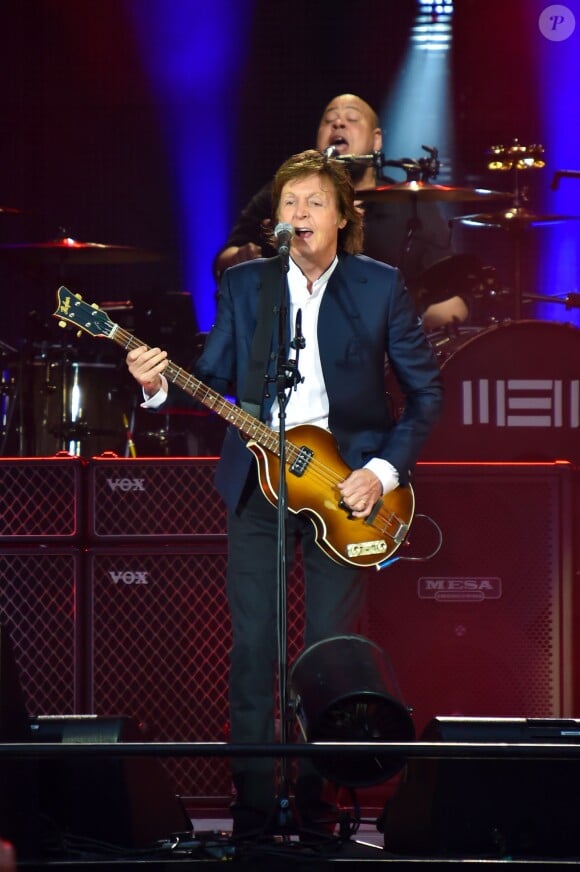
[418,577,501,602]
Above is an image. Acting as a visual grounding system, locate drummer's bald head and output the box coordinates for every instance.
[319,94,380,131]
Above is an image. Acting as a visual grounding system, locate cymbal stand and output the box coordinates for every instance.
[0,342,19,456]
[487,140,545,321]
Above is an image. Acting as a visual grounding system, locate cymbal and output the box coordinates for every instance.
[356,181,511,203]
[457,208,580,229]
[0,236,163,265]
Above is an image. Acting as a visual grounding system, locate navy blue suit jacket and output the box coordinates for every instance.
[172,252,443,512]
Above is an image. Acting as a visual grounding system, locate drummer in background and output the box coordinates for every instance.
[213,93,470,332]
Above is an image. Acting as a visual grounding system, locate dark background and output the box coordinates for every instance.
[0,1,554,342]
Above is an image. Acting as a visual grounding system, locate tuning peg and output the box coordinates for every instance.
[75,292,83,300]
[76,331,83,339]
[58,320,67,329]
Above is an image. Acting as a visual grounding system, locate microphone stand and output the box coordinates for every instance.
[265,249,304,835]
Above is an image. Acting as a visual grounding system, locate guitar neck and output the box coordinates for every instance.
[109,323,279,455]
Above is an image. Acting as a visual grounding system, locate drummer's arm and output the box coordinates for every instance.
[422,296,470,332]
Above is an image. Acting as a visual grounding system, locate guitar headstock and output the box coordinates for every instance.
[53,286,116,339]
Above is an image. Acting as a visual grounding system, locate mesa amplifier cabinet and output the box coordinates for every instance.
[0,548,82,713]
[87,457,225,541]
[84,544,306,800]
[362,462,574,738]
[0,456,84,542]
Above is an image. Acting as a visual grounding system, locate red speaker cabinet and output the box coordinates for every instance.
[0,548,83,713]
[0,456,84,542]
[362,462,574,737]
[84,544,306,801]
[87,457,225,541]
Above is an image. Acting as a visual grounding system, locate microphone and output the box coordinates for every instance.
[273,222,294,258]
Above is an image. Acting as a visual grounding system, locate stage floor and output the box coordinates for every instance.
[13,807,580,871]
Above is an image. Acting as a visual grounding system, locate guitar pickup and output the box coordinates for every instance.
[290,446,313,477]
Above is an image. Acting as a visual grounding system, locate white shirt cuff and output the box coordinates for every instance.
[364,458,400,495]
[141,375,169,409]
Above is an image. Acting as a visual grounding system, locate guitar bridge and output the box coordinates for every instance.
[392,521,410,545]
[290,446,313,477]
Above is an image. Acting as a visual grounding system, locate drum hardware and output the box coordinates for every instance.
[454,208,580,230]
[332,144,442,184]
[29,356,130,458]
[1,355,17,456]
[520,291,580,310]
[452,210,579,322]
[356,180,511,203]
[551,169,580,190]
[0,346,27,456]
[454,141,580,321]
[0,234,163,266]
[409,255,508,329]
[487,140,546,172]
[0,339,17,354]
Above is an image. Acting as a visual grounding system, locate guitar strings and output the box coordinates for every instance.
[111,325,406,544]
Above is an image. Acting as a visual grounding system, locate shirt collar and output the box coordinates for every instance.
[287,255,339,294]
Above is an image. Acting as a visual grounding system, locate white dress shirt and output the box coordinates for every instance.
[142,255,399,494]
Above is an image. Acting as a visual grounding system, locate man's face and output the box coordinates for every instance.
[316,94,382,157]
[278,173,346,264]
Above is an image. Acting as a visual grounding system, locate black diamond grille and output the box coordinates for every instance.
[0,458,83,541]
[87,546,305,799]
[0,549,80,713]
[88,458,226,540]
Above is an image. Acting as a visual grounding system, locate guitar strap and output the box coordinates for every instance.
[241,260,284,420]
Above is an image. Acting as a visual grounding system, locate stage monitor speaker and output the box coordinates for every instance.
[362,462,574,737]
[382,716,580,858]
[85,545,306,800]
[30,715,192,851]
[0,457,84,542]
[0,549,82,713]
[87,457,226,541]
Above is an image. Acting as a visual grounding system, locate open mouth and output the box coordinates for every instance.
[329,135,348,152]
[295,227,313,239]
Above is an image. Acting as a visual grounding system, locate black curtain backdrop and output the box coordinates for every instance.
[0,0,541,348]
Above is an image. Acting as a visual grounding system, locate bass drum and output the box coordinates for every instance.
[30,359,129,457]
[421,320,580,464]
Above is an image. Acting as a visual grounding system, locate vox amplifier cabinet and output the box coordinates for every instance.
[84,545,306,800]
[362,462,574,739]
[87,457,226,541]
[0,548,82,713]
[0,456,84,542]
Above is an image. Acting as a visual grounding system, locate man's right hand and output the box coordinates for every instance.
[126,345,168,397]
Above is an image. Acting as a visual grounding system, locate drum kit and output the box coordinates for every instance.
[1,141,579,462]
[362,141,580,465]
[0,231,219,458]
